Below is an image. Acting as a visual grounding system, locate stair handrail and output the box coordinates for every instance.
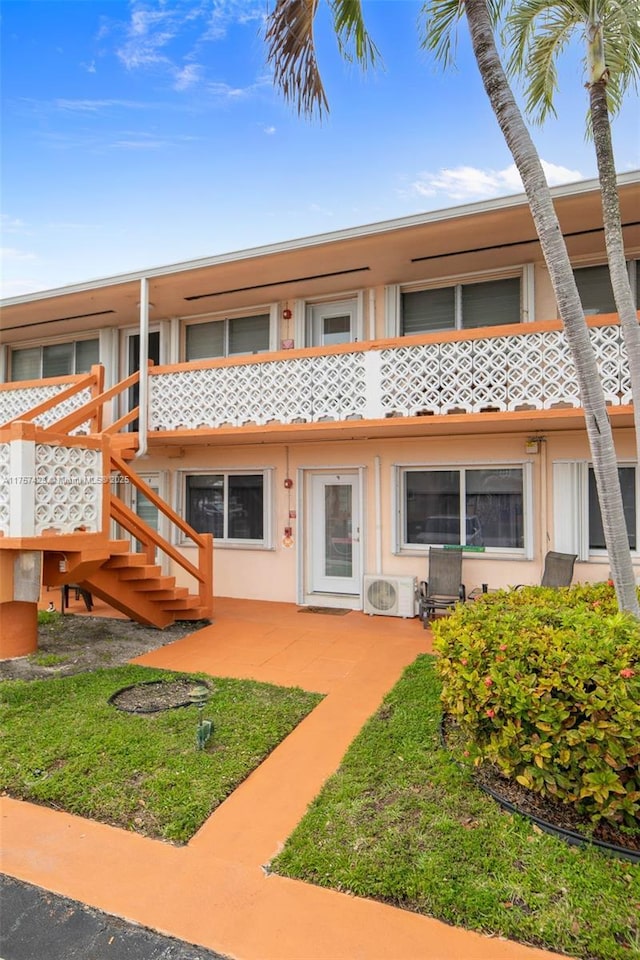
[110,453,213,614]
[46,367,140,436]
[1,366,103,431]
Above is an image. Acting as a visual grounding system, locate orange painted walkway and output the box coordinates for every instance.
[1,599,562,960]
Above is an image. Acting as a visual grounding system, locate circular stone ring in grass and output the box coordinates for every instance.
[109,679,214,714]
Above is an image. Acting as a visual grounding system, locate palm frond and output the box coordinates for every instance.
[600,0,640,113]
[330,0,380,67]
[506,0,640,120]
[264,0,379,118]
[420,0,465,68]
[265,0,328,117]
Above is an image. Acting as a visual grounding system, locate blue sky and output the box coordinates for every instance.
[1,0,638,298]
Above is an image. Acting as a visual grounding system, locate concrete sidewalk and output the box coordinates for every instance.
[1,599,562,960]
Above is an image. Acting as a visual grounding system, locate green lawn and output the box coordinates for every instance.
[0,665,322,843]
[272,655,640,960]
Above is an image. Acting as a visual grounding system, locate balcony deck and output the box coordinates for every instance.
[2,315,635,445]
[146,314,633,442]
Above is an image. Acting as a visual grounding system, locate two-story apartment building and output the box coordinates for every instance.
[1,173,639,646]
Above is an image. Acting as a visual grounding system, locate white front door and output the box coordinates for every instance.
[131,472,169,572]
[309,473,361,596]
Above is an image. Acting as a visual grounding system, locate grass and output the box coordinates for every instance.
[37,609,61,625]
[0,665,322,844]
[272,655,640,960]
[27,653,67,667]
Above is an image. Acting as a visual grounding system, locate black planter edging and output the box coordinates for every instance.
[438,717,640,864]
[109,678,214,714]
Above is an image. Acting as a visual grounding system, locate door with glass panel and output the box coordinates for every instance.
[309,299,357,346]
[309,473,361,595]
[123,330,161,429]
[131,473,166,569]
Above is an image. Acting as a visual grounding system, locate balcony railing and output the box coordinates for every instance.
[0,368,104,433]
[147,316,631,432]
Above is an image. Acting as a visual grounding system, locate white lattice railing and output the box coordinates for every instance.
[0,380,94,432]
[148,319,631,432]
[0,427,105,538]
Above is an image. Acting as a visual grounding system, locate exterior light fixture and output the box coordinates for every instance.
[189,683,213,750]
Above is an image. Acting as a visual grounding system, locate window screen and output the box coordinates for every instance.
[402,287,455,335]
[461,277,520,328]
[186,322,225,361]
[228,314,269,355]
[574,265,616,315]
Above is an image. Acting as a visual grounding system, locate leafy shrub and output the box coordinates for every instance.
[433,583,640,826]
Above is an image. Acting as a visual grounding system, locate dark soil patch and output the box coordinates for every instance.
[0,615,210,682]
[110,678,214,713]
[442,715,640,856]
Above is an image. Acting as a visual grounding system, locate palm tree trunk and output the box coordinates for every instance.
[589,78,640,462]
[463,0,638,615]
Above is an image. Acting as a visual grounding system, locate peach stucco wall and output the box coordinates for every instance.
[139,424,637,605]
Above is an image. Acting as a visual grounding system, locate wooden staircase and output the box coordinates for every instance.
[42,541,209,628]
[3,365,214,629]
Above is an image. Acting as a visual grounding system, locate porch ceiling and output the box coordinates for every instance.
[2,178,639,344]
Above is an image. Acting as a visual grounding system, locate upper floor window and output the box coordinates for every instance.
[185,313,270,361]
[401,276,522,336]
[573,264,616,316]
[10,338,99,382]
[573,261,639,316]
[399,465,527,553]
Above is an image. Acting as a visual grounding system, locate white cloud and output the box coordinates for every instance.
[1,215,29,235]
[54,98,148,113]
[407,161,584,203]
[0,247,38,263]
[173,62,203,91]
[114,0,266,90]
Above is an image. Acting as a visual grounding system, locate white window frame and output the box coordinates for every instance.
[386,265,533,338]
[9,335,101,381]
[553,460,639,561]
[177,467,273,550]
[182,305,278,361]
[393,461,532,557]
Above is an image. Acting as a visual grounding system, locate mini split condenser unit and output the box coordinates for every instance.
[363,575,417,618]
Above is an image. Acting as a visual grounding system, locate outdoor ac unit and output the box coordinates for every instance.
[363,575,417,618]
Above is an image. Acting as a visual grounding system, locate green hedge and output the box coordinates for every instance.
[433,583,640,826]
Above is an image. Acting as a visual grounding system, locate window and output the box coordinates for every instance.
[588,466,636,550]
[401,276,521,335]
[401,466,526,551]
[185,314,270,361]
[573,261,639,316]
[185,472,268,545]
[553,461,638,559]
[574,264,616,316]
[10,338,99,381]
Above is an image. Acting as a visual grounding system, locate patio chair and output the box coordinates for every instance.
[514,550,577,590]
[540,550,577,587]
[418,547,466,628]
